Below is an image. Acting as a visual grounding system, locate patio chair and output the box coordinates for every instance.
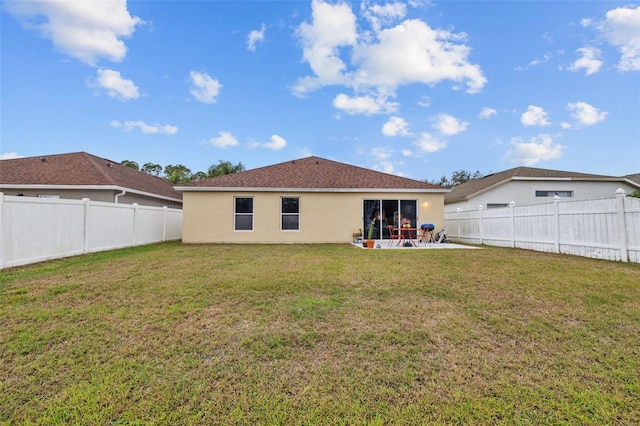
[387,224,400,246]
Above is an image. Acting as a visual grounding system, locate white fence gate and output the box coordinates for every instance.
[445,190,640,263]
[0,194,182,269]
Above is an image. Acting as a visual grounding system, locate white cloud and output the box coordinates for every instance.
[521,105,550,127]
[332,93,398,115]
[567,101,607,126]
[207,131,238,148]
[0,152,23,160]
[90,68,139,100]
[110,120,178,135]
[479,107,497,119]
[189,71,222,104]
[6,0,142,66]
[382,116,410,136]
[351,19,486,94]
[247,23,266,51]
[568,47,603,75]
[433,114,468,136]
[261,134,287,150]
[504,134,565,165]
[293,0,486,101]
[401,149,412,157]
[373,160,398,175]
[371,147,393,161]
[581,18,593,27]
[293,0,358,95]
[363,1,407,33]
[414,132,447,153]
[597,5,640,71]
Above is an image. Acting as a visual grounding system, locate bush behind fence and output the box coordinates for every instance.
[0,194,182,269]
[445,190,640,263]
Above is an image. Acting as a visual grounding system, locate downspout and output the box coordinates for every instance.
[114,190,126,204]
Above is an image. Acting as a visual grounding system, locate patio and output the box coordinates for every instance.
[352,240,480,250]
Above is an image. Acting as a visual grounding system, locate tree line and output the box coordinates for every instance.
[122,159,486,188]
[120,160,245,184]
[424,169,484,188]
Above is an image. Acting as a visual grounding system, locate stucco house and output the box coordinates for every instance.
[176,156,448,244]
[0,152,182,208]
[445,166,640,212]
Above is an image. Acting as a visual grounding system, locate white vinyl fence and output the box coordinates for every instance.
[445,189,640,263]
[0,193,182,269]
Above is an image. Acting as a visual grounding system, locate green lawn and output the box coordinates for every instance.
[1,242,639,425]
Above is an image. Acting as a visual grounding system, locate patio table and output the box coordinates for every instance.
[393,227,419,247]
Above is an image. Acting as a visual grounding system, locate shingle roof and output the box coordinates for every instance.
[445,166,631,203]
[180,156,445,191]
[625,173,640,185]
[0,152,182,201]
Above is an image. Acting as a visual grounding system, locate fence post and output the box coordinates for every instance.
[0,193,4,269]
[509,201,516,248]
[616,188,629,262]
[132,203,139,246]
[163,206,168,242]
[456,208,461,242]
[553,195,560,254]
[83,198,90,254]
[478,205,484,245]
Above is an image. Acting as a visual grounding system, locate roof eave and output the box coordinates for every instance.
[0,184,183,203]
[176,186,449,194]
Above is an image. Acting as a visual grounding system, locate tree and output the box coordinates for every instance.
[190,171,208,182]
[142,163,163,177]
[629,190,640,199]
[121,160,139,170]
[164,164,192,184]
[207,160,245,177]
[426,169,484,188]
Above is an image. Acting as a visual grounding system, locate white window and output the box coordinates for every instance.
[281,197,300,231]
[234,197,253,231]
[536,191,573,198]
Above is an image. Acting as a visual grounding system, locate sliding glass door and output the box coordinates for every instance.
[363,199,417,240]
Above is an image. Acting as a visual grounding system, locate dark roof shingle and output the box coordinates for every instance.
[180,156,445,191]
[0,152,182,201]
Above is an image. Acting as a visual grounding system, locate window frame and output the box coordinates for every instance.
[234,196,254,231]
[535,190,574,198]
[281,196,300,231]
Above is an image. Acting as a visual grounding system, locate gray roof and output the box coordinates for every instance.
[625,173,640,185]
[445,166,636,204]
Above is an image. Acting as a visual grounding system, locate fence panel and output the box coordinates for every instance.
[165,209,183,240]
[624,196,640,263]
[1,196,85,267]
[0,194,182,269]
[87,202,136,253]
[514,203,556,253]
[446,192,640,263]
[134,205,167,245]
[558,198,619,260]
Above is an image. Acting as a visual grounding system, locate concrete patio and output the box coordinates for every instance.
[352,240,481,250]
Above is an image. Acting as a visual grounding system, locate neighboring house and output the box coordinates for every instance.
[0,152,182,208]
[176,156,448,244]
[445,166,640,212]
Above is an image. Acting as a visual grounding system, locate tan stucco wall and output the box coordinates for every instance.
[182,191,444,244]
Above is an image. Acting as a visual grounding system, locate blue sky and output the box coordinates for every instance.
[2,0,639,181]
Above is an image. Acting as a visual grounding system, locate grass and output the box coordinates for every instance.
[1,242,639,425]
